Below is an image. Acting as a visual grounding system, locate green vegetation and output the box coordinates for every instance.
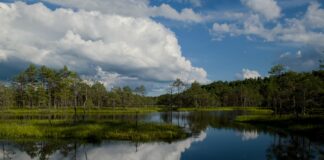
[236,114,324,142]
[158,64,324,118]
[0,64,156,110]
[0,119,187,141]
[0,64,323,118]
[0,64,323,142]
[0,107,162,115]
[177,106,273,114]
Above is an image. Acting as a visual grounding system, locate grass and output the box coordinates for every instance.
[235,114,324,142]
[177,106,273,114]
[235,114,324,123]
[0,119,188,142]
[0,107,163,115]
[0,106,274,116]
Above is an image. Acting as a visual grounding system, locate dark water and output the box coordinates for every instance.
[0,111,323,160]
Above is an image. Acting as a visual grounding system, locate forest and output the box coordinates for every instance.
[0,64,323,117]
[159,64,324,117]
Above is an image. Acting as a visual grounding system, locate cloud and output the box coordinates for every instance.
[207,11,246,22]
[211,2,324,49]
[236,68,261,79]
[211,23,233,40]
[175,0,203,7]
[0,57,30,80]
[241,0,281,20]
[0,2,208,94]
[211,14,273,41]
[296,50,302,58]
[278,0,310,9]
[0,51,7,61]
[43,0,204,22]
[304,2,324,29]
[279,52,291,58]
[82,66,174,96]
[81,67,138,89]
[277,49,324,71]
[212,23,231,33]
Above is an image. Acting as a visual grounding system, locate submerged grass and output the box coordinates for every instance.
[0,119,188,142]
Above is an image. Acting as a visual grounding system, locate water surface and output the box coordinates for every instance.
[0,111,323,160]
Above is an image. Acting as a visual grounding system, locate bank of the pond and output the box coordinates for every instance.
[0,107,163,115]
[0,120,188,142]
[177,107,273,114]
[235,115,324,142]
[0,107,274,115]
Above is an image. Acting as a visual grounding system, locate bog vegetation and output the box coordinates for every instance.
[0,64,323,118]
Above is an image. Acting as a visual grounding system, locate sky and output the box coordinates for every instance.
[0,0,323,95]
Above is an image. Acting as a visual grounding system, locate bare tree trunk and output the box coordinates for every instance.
[303,91,306,115]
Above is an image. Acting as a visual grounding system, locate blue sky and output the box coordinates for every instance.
[150,0,323,80]
[0,0,323,95]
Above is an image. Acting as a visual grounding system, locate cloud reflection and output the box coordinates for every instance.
[238,130,259,141]
[78,132,206,160]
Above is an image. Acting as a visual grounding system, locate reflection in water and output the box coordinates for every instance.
[0,111,323,160]
[238,130,259,141]
[266,135,324,160]
[0,142,27,160]
[80,132,206,160]
[0,132,207,160]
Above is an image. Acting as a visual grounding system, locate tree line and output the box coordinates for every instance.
[0,64,154,109]
[0,64,323,116]
[158,64,324,116]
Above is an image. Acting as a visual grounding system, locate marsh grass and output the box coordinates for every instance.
[177,107,273,114]
[1,107,273,115]
[0,107,163,115]
[235,114,324,142]
[0,119,188,142]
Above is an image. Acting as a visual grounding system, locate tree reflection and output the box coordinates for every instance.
[1,142,16,160]
[4,140,83,160]
[0,111,323,160]
[266,135,324,160]
[0,131,207,160]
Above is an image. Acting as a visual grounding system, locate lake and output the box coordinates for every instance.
[0,111,323,160]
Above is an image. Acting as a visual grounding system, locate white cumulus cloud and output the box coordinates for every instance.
[0,2,208,94]
[277,49,323,71]
[211,2,324,49]
[212,23,231,33]
[0,51,7,61]
[236,68,261,79]
[44,0,204,22]
[304,2,324,29]
[241,0,281,20]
